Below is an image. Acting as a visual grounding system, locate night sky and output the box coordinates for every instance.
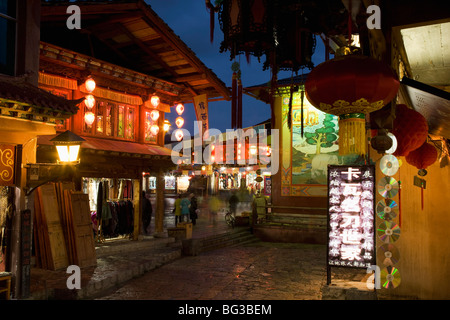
[148,0,326,140]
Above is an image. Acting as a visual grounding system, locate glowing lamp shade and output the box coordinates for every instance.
[85,78,96,93]
[175,116,184,128]
[174,129,184,141]
[50,130,85,164]
[176,103,185,115]
[150,124,160,136]
[84,95,96,109]
[84,111,95,126]
[151,95,160,108]
[163,119,171,132]
[150,109,160,121]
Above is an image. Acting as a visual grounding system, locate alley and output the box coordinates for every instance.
[97,241,329,300]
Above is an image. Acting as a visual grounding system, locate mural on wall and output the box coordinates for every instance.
[281,91,361,196]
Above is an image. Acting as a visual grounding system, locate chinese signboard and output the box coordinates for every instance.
[193,94,209,139]
[327,165,376,270]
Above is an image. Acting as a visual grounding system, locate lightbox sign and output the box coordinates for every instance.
[327,165,376,269]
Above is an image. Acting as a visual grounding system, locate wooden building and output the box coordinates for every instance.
[0,0,80,298]
[35,0,230,243]
[244,0,450,299]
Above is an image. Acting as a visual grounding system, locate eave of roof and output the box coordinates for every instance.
[40,0,230,103]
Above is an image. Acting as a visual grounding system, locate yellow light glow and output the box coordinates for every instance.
[56,145,81,163]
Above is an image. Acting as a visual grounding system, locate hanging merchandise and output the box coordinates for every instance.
[305,54,400,156]
[392,104,429,157]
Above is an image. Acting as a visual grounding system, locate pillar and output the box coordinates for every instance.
[155,169,165,235]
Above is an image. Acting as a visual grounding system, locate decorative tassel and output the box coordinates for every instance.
[206,0,216,43]
[231,72,237,130]
[287,72,295,130]
[421,183,424,211]
[300,88,305,137]
[237,78,242,129]
[398,180,402,227]
[348,0,353,46]
[338,113,367,155]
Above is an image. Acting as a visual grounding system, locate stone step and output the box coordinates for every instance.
[182,228,259,255]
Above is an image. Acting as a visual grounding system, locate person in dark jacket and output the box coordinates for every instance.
[142,190,152,234]
[189,193,198,226]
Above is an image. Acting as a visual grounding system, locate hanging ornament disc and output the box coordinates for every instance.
[377,177,399,198]
[377,244,400,267]
[377,221,401,243]
[376,199,398,220]
[380,266,401,289]
[380,155,399,176]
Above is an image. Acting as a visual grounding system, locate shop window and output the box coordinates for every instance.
[105,103,113,136]
[96,102,104,134]
[82,100,135,141]
[126,107,134,140]
[144,111,158,143]
[0,0,16,76]
[117,105,124,138]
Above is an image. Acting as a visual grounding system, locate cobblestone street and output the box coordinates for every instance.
[97,241,331,300]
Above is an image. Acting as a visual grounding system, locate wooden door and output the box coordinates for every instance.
[68,191,97,268]
[38,184,69,271]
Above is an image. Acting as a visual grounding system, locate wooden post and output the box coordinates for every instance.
[132,178,141,240]
[155,169,165,235]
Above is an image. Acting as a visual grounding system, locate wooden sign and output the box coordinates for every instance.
[0,145,15,186]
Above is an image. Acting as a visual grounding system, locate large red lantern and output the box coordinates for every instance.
[392,104,428,157]
[405,141,437,170]
[218,0,273,60]
[305,54,400,155]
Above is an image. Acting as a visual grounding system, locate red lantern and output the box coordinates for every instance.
[150,109,160,121]
[218,0,273,59]
[176,103,185,115]
[405,142,437,170]
[392,104,428,157]
[305,54,400,155]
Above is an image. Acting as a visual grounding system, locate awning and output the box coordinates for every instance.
[38,134,175,158]
[401,77,450,139]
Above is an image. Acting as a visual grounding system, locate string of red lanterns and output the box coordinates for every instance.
[174,103,185,141]
[84,77,96,126]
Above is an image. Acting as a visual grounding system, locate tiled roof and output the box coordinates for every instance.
[0,74,80,115]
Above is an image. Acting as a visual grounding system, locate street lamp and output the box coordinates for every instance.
[51,130,85,164]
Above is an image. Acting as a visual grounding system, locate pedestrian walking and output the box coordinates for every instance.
[228,191,239,217]
[208,195,220,225]
[189,193,198,226]
[174,194,182,226]
[142,190,152,234]
[180,194,191,223]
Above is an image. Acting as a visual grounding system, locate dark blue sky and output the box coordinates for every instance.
[148,0,325,138]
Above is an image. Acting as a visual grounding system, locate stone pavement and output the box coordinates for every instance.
[24,197,383,300]
[26,203,249,300]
